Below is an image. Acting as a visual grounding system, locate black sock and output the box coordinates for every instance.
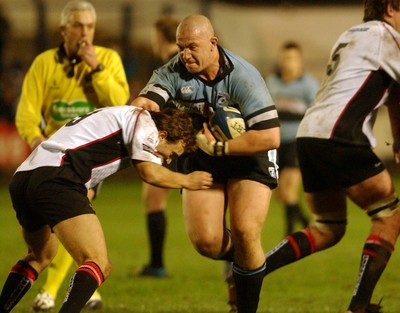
[265,229,316,275]
[219,246,234,262]
[147,211,166,268]
[285,204,297,235]
[0,260,38,313]
[348,235,393,312]
[285,204,310,235]
[233,263,265,313]
[59,261,104,313]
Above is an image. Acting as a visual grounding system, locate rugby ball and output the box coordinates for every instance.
[209,106,246,141]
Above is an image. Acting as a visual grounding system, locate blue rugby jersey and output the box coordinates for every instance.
[139,46,279,132]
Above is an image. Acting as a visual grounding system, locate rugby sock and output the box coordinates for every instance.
[233,262,265,313]
[0,260,38,312]
[42,242,74,299]
[285,204,309,235]
[147,211,166,268]
[348,235,393,312]
[219,246,234,262]
[59,261,104,313]
[285,204,298,235]
[264,229,316,275]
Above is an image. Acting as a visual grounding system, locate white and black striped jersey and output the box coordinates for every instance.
[297,21,400,147]
[16,106,162,189]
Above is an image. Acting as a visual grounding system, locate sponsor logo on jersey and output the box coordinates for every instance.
[173,100,206,115]
[51,100,94,122]
[180,86,193,95]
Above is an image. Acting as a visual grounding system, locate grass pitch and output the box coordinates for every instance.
[1,170,400,312]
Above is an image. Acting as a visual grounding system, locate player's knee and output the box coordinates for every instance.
[101,260,112,279]
[312,211,347,246]
[80,258,112,279]
[364,194,400,219]
[191,236,223,259]
[94,259,112,279]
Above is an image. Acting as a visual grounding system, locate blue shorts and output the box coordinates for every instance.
[297,138,385,193]
[9,166,95,232]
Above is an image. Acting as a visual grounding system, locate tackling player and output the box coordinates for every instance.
[263,1,400,312]
[0,106,213,313]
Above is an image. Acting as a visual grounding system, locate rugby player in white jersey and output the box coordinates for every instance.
[0,107,212,313]
[263,1,400,312]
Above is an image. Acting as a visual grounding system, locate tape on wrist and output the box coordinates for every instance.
[214,141,226,156]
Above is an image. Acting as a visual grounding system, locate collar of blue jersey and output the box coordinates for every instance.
[216,46,234,81]
[218,46,233,73]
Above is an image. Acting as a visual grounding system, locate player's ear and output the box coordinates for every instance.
[210,36,218,50]
[159,130,168,141]
[386,2,395,17]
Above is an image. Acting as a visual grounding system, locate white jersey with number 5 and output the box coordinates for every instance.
[297,21,400,147]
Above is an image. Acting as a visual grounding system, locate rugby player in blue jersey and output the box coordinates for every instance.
[132,14,280,313]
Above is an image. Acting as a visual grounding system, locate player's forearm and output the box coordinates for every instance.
[130,97,160,111]
[227,128,280,155]
[135,161,189,189]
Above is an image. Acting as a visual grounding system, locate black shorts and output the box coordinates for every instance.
[278,141,298,169]
[9,166,95,232]
[180,151,278,189]
[297,138,385,193]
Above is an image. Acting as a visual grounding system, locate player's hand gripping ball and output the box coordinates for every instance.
[209,106,246,141]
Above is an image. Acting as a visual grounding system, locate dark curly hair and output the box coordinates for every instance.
[149,109,197,153]
[364,0,400,22]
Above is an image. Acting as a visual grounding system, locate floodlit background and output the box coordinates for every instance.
[0,0,394,176]
[0,0,393,174]
[1,2,400,312]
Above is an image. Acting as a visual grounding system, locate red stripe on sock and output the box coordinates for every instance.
[363,249,377,257]
[11,263,37,283]
[77,262,104,286]
[302,229,316,253]
[366,234,382,245]
[366,234,394,252]
[287,235,301,259]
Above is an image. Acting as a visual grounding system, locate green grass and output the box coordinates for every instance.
[1,170,400,312]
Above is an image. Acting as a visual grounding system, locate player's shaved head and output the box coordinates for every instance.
[176,14,219,80]
[177,14,215,39]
